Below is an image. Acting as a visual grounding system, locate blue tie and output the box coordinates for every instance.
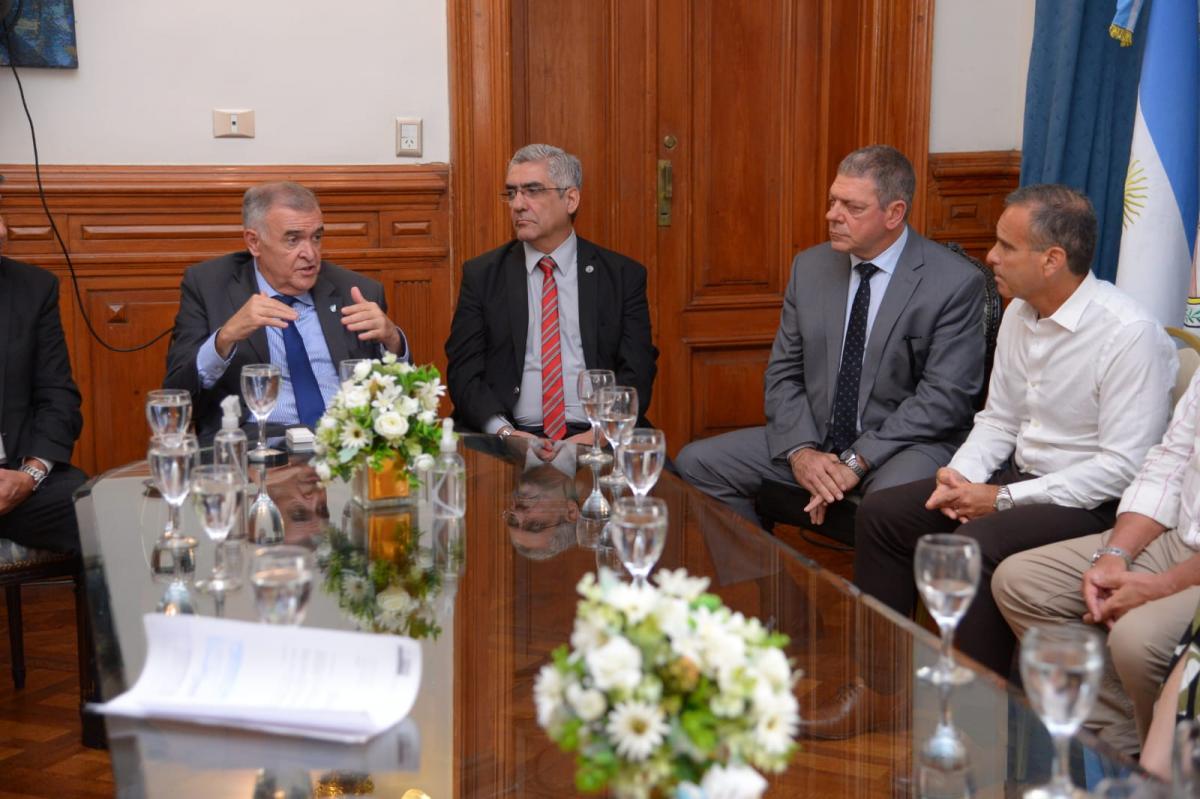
[829,263,879,454]
[273,295,326,427]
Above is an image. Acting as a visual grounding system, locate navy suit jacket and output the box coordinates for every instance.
[445,237,657,431]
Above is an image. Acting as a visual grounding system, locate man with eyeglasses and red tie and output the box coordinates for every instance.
[445,143,658,443]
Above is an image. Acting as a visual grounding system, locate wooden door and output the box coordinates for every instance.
[455,0,933,457]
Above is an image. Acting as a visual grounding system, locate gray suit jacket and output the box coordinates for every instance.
[163,251,389,437]
[764,228,986,470]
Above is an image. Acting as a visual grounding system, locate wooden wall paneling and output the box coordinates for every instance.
[0,164,450,476]
[925,150,1022,260]
[686,338,776,439]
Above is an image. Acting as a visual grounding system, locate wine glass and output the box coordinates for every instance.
[597,385,638,488]
[914,533,981,685]
[241,364,283,461]
[618,428,666,498]
[578,369,616,465]
[1019,625,1103,799]
[251,545,315,625]
[148,434,199,541]
[145,389,192,440]
[609,497,668,587]
[339,358,373,385]
[191,464,243,593]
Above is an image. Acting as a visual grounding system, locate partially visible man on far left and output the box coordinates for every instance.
[0,212,86,553]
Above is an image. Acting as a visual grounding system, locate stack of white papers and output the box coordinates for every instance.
[97,614,423,743]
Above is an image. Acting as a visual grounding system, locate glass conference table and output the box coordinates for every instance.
[76,434,1135,798]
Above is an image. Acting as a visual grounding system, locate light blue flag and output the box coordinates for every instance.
[1109,0,1147,46]
[1114,0,1200,327]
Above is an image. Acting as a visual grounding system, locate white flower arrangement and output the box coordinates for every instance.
[312,355,446,487]
[535,568,801,799]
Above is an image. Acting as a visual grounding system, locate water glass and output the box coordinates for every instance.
[192,464,243,592]
[597,385,638,488]
[1019,625,1103,799]
[578,369,616,465]
[914,533,981,685]
[148,434,199,540]
[251,546,315,625]
[618,428,666,498]
[609,496,668,587]
[146,389,192,440]
[339,358,373,385]
[241,363,282,461]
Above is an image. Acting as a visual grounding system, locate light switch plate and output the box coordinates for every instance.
[395,117,422,157]
[213,109,255,139]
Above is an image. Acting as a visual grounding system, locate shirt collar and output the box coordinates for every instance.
[253,259,313,307]
[850,226,908,277]
[523,231,578,278]
[1043,272,1098,332]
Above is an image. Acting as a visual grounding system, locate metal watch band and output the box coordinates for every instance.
[838,449,867,479]
[19,463,47,492]
[993,485,1014,512]
[1090,546,1132,569]
[498,425,515,440]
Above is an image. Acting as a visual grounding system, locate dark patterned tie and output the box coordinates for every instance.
[273,295,326,427]
[829,263,879,453]
[538,257,566,440]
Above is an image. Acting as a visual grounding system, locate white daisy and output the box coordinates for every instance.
[605,699,668,762]
[343,574,370,602]
[752,698,799,756]
[339,422,370,451]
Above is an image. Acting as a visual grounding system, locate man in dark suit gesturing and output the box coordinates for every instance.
[677,146,987,526]
[165,182,409,438]
[446,144,657,442]
[0,213,85,553]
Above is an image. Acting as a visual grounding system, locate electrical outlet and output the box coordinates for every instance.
[395,117,422,157]
[213,109,255,139]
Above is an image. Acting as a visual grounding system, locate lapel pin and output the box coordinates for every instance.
[585,264,594,274]
[330,304,337,313]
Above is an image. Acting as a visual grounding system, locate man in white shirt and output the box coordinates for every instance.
[994,367,1200,757]
[803,184,1176,738]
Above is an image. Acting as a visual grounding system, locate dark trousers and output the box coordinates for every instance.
[853,470,1117,679]
[0,464,87,554]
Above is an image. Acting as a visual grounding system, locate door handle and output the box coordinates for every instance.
[657,159,673,227]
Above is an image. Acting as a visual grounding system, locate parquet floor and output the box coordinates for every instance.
[0,528,852,799]
[0,582,113,799]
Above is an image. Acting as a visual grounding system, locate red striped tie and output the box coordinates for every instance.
[538,256,566,440]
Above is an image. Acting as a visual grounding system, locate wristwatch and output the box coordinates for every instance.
[1090,546,1132,569]
[498,425,515,440]
[19,462,47,492]
[838,449,867,479]
[993,485,1014,512]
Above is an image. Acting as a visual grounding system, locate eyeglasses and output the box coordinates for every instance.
[500,184,569,203]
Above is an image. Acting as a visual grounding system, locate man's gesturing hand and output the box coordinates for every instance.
[341,286,402,353]
[215,291,297,358]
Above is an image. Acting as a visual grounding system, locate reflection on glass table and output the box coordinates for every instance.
[74,435,1142,798]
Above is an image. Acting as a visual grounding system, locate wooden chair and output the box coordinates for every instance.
[755,242,1003,546]
[0,539,88,691]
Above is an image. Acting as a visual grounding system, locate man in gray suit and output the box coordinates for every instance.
[164,182,409,439]
[677,146,987,527]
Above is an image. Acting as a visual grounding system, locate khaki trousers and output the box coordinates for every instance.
[992,530,1200,757]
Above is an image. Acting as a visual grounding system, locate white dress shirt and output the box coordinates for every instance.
[841,226,907,352]
[1119,367,1200,549]
[948,272,1177,508]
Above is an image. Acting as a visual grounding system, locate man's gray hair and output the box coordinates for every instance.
[837,145,916,220]
[242,181,321,230]
[509,143,583,190]
[1005,184,1097,276]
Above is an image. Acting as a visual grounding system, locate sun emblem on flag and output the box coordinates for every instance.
[1123,159,1148,228]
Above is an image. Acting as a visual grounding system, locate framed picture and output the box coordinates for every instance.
[0,0,78,69]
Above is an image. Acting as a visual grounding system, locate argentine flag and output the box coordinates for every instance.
[1112,0,1199,327]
